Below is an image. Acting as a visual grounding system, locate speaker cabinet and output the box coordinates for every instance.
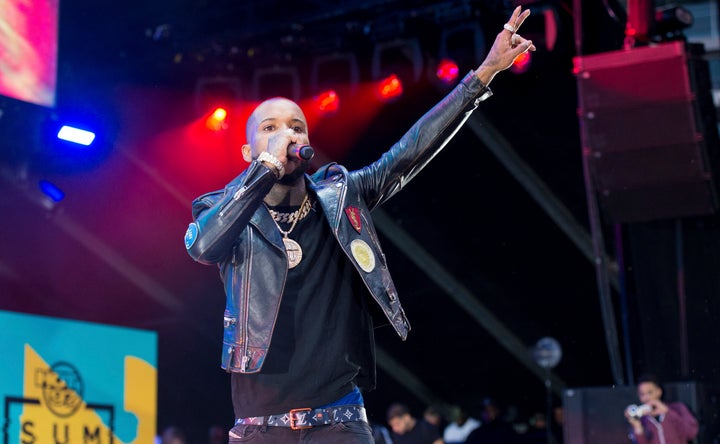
[574,41,720,223]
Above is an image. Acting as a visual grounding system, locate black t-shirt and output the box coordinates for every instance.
[231,200,376,418]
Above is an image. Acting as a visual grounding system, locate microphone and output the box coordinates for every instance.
[288,144,314,160]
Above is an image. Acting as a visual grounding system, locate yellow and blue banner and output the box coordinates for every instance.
[0,310,157,443]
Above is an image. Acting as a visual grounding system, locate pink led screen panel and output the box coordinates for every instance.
[0,0,59,107]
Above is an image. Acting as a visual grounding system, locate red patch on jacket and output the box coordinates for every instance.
[345,206,362,233]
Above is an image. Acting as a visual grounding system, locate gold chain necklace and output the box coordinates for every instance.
[265,193,310,269]
[266,197,313,223]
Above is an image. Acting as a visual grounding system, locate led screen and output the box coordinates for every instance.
[0,0,58,107]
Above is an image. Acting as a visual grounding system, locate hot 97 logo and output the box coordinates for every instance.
[35,361,84,417]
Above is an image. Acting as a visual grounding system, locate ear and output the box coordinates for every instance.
[241,144,252,162]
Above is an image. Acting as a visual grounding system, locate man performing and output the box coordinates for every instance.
[185,6,536,442]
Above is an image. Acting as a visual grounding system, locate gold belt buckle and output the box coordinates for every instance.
[290,407,312,430]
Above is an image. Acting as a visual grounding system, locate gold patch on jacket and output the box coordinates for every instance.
[351,239,375,272]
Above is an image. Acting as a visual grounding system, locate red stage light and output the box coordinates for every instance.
[212,107,227,121]
[314,89,340,113]
[376,74,403,101]
[206,107,228,131]
[435,58,460,85]
[510,51,532,74]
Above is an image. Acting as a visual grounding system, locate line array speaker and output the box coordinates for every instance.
[574,41,720,223]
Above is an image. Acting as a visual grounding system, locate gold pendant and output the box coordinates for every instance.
[283,237,303,269]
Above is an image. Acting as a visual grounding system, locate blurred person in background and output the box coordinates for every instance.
[443,405,480,444]
[424,404,446,433]
[465,397,520,444]
[624,373,698,444]
[387,402,444,444]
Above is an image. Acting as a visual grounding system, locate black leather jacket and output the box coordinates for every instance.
[185,71,491,373]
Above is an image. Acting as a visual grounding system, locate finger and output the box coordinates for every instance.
[509,5,522,22]
[514,9,532,30]
[504,6,521,33]
[512,35,536,52]
[511,33,526,46]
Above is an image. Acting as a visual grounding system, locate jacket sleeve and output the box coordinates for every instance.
[630,402,699,444]
[351,70,492,210]
[665,402,699,440]
[184,161,277,265]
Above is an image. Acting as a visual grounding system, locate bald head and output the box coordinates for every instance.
[245,97,307,145]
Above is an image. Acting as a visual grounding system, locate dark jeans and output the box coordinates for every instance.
[229,421,374,443]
